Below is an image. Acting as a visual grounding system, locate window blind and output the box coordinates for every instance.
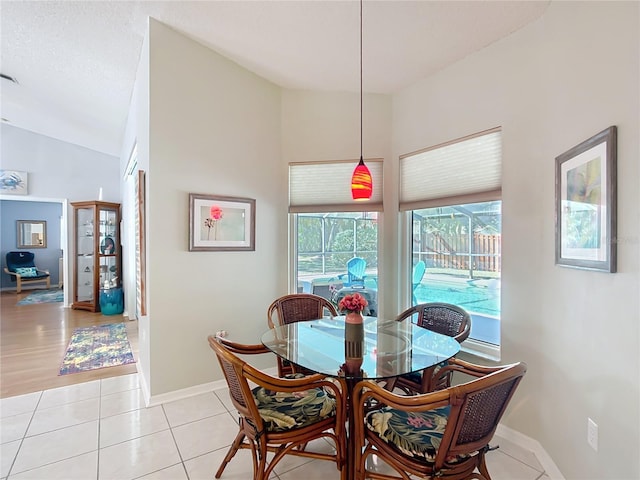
[399,128,502,211]
[289,159,383,213]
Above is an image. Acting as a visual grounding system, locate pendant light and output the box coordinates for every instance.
[351,0,372,201]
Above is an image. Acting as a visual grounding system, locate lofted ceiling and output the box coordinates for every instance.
[0,1,550,157]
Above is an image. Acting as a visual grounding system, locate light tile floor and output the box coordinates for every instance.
[1,373,550,480]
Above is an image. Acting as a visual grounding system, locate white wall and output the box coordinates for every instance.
[393,3,639,479]
[135,19,284,398]
[281,90,395,313]
[1,124,120,305]
[1,124,119,202]
[120,19,152,387]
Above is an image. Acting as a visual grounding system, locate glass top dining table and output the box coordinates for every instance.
[261,315,461,480]
[260,315,461,381]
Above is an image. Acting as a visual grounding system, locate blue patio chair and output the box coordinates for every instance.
[412,260,426,304]
[338,256,367,288]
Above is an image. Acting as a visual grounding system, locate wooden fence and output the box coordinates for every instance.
[417,233,501,274]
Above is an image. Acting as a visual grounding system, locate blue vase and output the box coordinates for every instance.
[99,286,124,315]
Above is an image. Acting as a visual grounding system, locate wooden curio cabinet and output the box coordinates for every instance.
[71,201,121,312]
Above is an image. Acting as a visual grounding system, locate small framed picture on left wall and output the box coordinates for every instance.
[0,170,28,195]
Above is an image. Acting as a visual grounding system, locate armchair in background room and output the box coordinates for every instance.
[4,251,51,293]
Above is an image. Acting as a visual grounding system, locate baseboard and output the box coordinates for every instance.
[138,365,151,407]
[496,424,565,480]
[146,380,227,407]
[144,366,280,408]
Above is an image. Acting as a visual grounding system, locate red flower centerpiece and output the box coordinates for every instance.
[338,292,368,324]
[339,292,367,375]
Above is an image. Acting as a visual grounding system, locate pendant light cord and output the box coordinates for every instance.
[360,0,363,161]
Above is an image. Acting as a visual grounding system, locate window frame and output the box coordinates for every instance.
[288,158,384,301]
[289,212,381,303]
[402,204,502,361]
[400,128,503,360]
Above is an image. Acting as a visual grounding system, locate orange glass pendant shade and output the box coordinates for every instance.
[351,157,373,201]
[351,1,372,202]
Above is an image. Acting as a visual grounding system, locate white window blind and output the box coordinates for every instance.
[400,128,502,210]
[289,159,383,213]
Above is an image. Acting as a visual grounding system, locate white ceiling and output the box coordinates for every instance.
[0,1,550,157]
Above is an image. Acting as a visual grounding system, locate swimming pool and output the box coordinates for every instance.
[413,277,500,317]
[303,274,499,317]
[301,274,501,344]
[414,276,500,345]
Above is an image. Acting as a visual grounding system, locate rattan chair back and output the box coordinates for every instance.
[393,302,471,394]
[267,293,338,328]
[353,358,527,480]
[398,302,471,342]
[208,335,346,480]
[267,293,338,376]
[209,338,267,426]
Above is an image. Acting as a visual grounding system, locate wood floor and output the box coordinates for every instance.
[0,288,138,399]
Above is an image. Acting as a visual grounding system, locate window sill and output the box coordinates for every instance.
[460,338,501,362]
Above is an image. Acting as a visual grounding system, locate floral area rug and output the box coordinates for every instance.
[17,288,63,306]
[59,323,135,375]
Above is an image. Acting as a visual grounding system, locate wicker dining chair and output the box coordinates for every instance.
[267,293,338,376]
[353,358,527,480]
[391,302,471,395]
[208,335,347,480]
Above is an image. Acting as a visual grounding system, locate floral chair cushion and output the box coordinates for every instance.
[365,405,459,464]
[252,373,336,433]
[14,266,38,277]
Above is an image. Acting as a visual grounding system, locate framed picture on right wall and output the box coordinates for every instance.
[555,126,617,273]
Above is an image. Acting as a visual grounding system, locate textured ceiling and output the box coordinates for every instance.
[0,1,549,157]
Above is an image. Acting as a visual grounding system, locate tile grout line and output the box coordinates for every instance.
[5,381,542,479]
[4,390,44,479]
[8,378,137,478]
[160,400,189,479]
[96,377,102,480]
[496,448,546,475]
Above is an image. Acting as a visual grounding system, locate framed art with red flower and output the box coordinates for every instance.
[189,193,255,251]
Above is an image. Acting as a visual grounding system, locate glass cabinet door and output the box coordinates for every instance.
[99,208,119,288]
[76,206,95,302]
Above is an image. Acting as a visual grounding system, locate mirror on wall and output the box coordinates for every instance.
[17,220,47,248]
